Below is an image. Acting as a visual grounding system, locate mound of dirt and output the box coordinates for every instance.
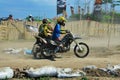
[12,66,120,79]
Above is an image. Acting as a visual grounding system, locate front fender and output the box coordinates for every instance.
[74,37,82,40]
[72,37,82,45]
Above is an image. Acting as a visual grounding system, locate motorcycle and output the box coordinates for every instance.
[32,30,89,59]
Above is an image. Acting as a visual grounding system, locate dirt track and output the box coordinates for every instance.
[0,37,120,79]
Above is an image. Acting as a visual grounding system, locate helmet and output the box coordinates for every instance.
[57,16,66,23]
[42,19,48,24]
[57,16,66,26]
[47,19,52,23]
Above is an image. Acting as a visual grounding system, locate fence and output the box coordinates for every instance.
[0,20,120,41]
[0,21,41,40]
[66,20,120,38]
[0,25,8,40]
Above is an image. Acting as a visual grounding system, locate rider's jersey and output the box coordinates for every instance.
[52,24,66,41]
[38,24,46,37]
[52,24,61,40]
[39,23,52,39]
[47,24,53,31]
[44,25,52,37]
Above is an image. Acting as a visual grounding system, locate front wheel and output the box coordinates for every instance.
[74,42,89,58]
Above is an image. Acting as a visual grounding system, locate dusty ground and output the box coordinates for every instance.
[0,37,120,80]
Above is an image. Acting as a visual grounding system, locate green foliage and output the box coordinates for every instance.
[25,17,29,21]
[102,0,113,3]
[102,15,112,22]
[68,10,120,23]
[69,14,80,20]
[20,76,50,80]
[25,16,42,22]
[117,0,120,3]
[83,14,101,21]
[114,12,120,17]
[39,76,50,80]
[81,77,89,80]
[103,0,120,7]
[34,16,42,21]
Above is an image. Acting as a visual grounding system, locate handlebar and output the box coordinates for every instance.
[65,30,70,33]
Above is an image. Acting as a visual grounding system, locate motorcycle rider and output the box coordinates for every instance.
[38,19,53,39]
[44,19,53,39]
[52,16,66,41]
[51,16,67,60]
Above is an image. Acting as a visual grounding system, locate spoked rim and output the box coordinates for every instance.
[35,52,42,59]
[74,42,89,58]
[54,53,62,58]
[42,51,51,57]
[32,44,42,59]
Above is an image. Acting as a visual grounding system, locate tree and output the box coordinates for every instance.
[102,0,120,12]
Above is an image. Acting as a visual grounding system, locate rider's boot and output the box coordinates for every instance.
[54,47,59,53]
[54,43,63,53]
[50,56,55,61]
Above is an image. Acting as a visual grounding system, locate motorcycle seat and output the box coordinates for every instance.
[34,35,47,44]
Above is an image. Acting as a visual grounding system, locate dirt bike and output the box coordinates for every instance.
[32,30,89,59]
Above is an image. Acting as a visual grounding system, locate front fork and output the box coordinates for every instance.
[73,40,83,51]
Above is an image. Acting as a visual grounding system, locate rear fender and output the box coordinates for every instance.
[34,35,47,44]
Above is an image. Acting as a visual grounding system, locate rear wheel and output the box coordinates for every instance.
[32,44,43,59]
[41,50,53,59]
[74,42,89,58]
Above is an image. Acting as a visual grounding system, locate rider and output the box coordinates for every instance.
[52,16,66,41]
[27,14,34,22]
[38,19,52,39]
[52,16,67,54]
[38,19,47,38]
[43,19,53,39]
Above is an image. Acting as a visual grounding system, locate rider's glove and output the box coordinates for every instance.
[65,30,70,33]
